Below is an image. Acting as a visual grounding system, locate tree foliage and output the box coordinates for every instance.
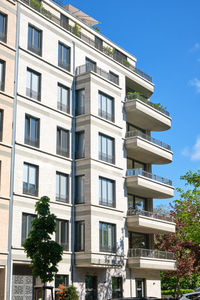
[23,196,63,283]
[56,284,79,300]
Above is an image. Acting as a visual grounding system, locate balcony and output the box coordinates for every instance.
[126,169,174,199]
[128,248,176,271]
[75,252,124,268]
[125,95,171,131]
[76,64,119,85]
[125,130,172,164]
[127,208,176,234]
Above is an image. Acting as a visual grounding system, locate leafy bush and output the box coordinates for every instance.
[123,60,131,67]
[73,23,81,37]
[30,0,41,12]
[56,284,79,300]
[162,289,194,296]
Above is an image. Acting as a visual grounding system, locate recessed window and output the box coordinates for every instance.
[26,68,41,100]
[0,12,7,43]
[57,83,70,114]
[75,175,85,204]
[99,177,115,208]
[0,60,5,91]
[0,109,3,142]
[56,172,69,203]
[99,133,115,164]
[25,114,40,148]
[75,131,85,159]
[98,91,114,122]
[99,222,116,253]
[128,232,149,249]
[58,42,70,71]
[128,194,146,210]
[23,162,38,196]
[75,89,85,116]
[95,36,103,51]
[109,71,119,85]
[28,24,42,55]
[127,158,146,170]
[60,14,68,29]
[85,57,96,72]
[56,127,69,158]
[56,219,69,251]
[21,213,36,245]
[75,221,85,251]
[112,277,123,299]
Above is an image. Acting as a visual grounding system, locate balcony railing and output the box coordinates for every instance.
[76,64,119,85]
[98,108,114,122]
[23,182,38,196]
[99,152,115,164]
[126,168,172,186]
[126,94,170,116]
[128,248,175,260]
[57,101,70,114]
[127,208,174,222]
[125,130,171,151]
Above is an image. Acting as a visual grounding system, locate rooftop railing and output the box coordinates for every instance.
[125,130,171,151]
[128,248,175,260]
[126,94,170,117]
[126,168,172,186]
[20,0,152,83]
[127,208,174,222]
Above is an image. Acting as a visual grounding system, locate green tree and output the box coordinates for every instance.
[23,196,63,298]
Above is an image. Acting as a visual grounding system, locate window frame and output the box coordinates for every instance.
[57,83,70,114]
[0,60,5,91]
[98,91,114,122]
[75,131,85,159]
[75,89,85,116]
[58,41,70,72]
[24,114,40,148]
[75,220,85,252]
[21,212,36,246]
[56,126,69,158]
[56,219,69,251]
[109,71,119,85]
[112,277,123,299]
[28,23,42,56]
[99,221,116,253]
[0,12,7,43]
[128,231,149,249]
[99,133,115,164]
[26,67,41,101]
[99,176,115,208]
[56,171,69,203]
[75,175,85,204]
[23,162,39,196]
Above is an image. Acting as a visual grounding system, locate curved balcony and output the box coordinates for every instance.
[125,130,173,164]
[125,96,171,131]
[126,169,174,199]
[127,208,176,234]
[75,252,124,268]
[128,248,176,270]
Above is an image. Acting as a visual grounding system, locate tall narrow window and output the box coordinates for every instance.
[99,133,115,164]
[0,60,5,91]
[75,175,85,204]
[58,42,70,71]
[25,114,40,147]
[56,219,69,251]
[0,109,3,142]
[76,89,85,115]
[95,36,103,51]
[99,177,115,208]
[21,213,36,245]
[99,222,116,253]
[75,131,85,159]
[85,57,96,72]
[26,68,41,100]
[60,14,68,29]
[0,12,7,43]
[98,91,114,122]
[56,127,69,157]
[57,83,70,113]
[109,71,119,85]
[75,221,85,251]
[28,24,42,55]
[56,172,69,203]
[112,277,123,299]
[23,163,38,196]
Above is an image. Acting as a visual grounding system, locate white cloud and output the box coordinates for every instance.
[189,78,200,93]
[190,43,200,53]
[191,136,200,160]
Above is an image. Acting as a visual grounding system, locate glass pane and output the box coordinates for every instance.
[22,214,27,244]
[107,97,112,115]
[107,180,113,205]
[127,158,133,169]
[23,164,28,183]
[99,178,102,202]
[107,138,113,157]
[102,95,106,112]
[29,165,36,185]
[26,70,31,90]
[30,118,36,140]
[60,175,67,200]
[56,174,59,197]
[128,194,134,208]
[34,28,39,48]
[32,72,39,94]
[108,225,112,250]
[102,178,107,203]
[28,26,32,46]
[102,136,107,154]
[134,161,146,170]
[62,87,68,106]
[135,197,145,210]
[56,221,59,243]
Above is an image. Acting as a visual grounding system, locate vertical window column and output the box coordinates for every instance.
[56,219,69,251]
[56,127,69,158]
[75,131,85,159]
[75,221,85,251]
[75,89,85,115]
[0,60,5,91]
[56,172,69,203]
[23,163,38,196]
[26,68,41,100]
[0,12,7,43]
[75,175,85,204]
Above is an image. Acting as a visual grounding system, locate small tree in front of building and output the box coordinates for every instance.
[23,196,63,299]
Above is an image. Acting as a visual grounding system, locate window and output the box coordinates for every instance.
[76,89,85,115]
[113,49,127,64]
[58,42,70,71]
[75,221,85,251]
[98,91,114,122]
[126,122,145,134]
[21,213,36,245]
[109,71,119,85]
[75,131,85,159]
[112,277,123,299]
[85,57,96,72]
[128,194,146,210]
[57,83,70,113]
[127,158,146,171]
[55,274,69,300]
[0,60,5,91]
[99,133,115,164]
[99,177,115,207]
[60,14,68,29]
[85,276,97,300]
[75,175,85,204]
[25,114,40,147]
[95,36,103,51]
[56,127,69,157]
[99,222,116,253]
[0,12,7,43]
[56,219,69,251]
[128,232,149,249]
[26,68,41,100]
[0,109,3,141]
[28,24,42,55]
[56,172,69,203]
[23,163,38,196]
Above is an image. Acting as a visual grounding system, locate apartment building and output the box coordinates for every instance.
[0,0,176,299]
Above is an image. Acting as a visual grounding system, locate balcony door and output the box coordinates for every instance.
[135,278,145,298]
[85,275,97,300]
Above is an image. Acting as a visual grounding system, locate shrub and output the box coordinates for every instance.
[123,60,131,67]
[161,289,195,296]
[56,284,79,300]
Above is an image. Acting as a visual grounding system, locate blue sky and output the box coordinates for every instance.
[64,0,200,207]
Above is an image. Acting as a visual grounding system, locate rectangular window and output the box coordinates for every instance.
[25,114,40,148]
[21,213,36,245]
[58,42,70,71]
[56,219,69,251]
[23,163,38,196]
[112,277,123,299]
[75,89,85,116]
[26,68,41,100]
[0,60,5,91]
[60,14,68,29]
[56,127,69,157]
[99,222,116,253]
[75,131,85,159]
[99,133,115,164]
[128,194,146,210]
[75,221,85,251]
[99,177,115,208]
[56,172,69,203]
[28,24,42,55]
[57,83,70,114]
[0,109,3,142]
[95,36,103,51]
[127,158,146,171]
[55,274,69,300]
[0,12,7,43]
[128,232,149,249]
[98,91,114,122]
[113,49,127,64]
[75,175,85,204]
[109,71,119,85]
[85,57,96,72]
